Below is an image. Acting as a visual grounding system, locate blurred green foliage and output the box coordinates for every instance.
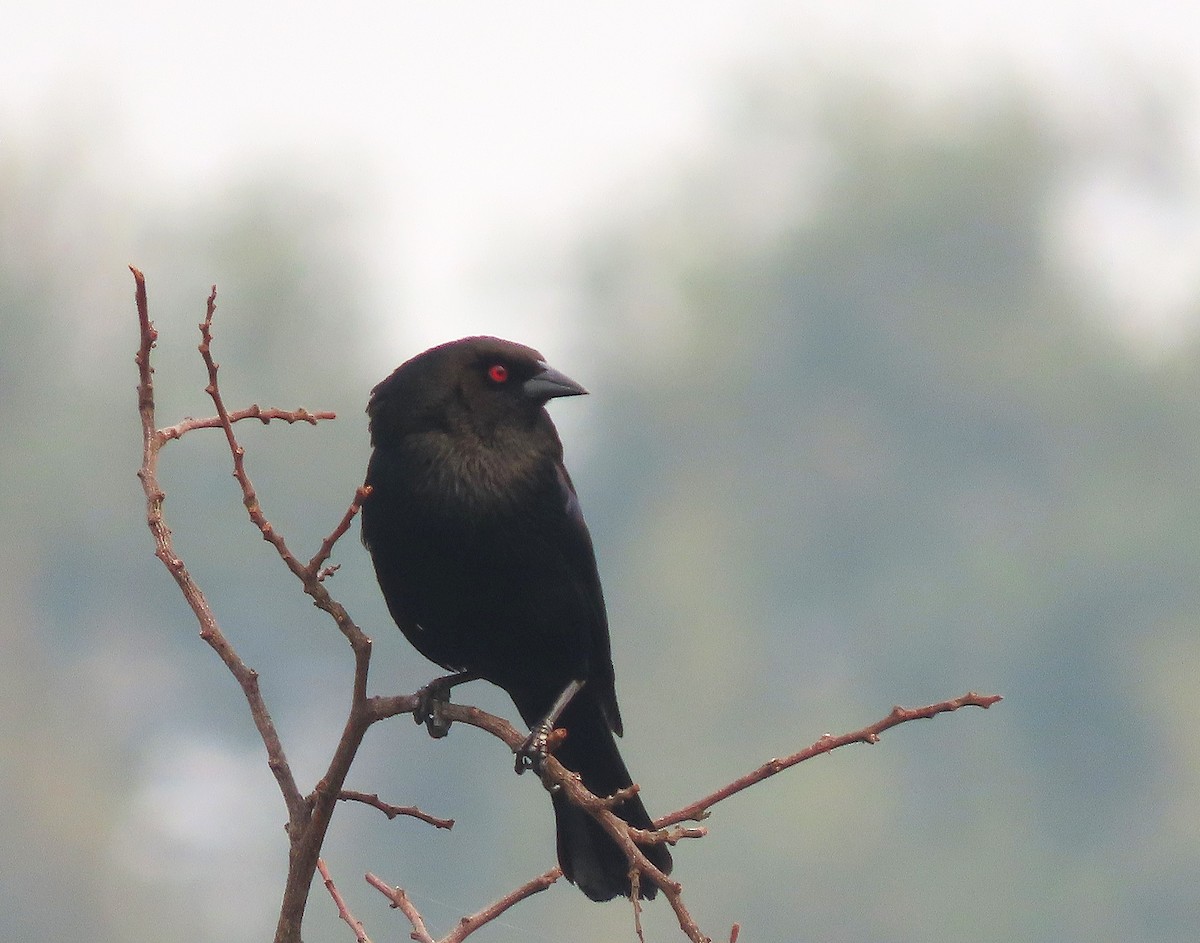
[2,78,1198,942]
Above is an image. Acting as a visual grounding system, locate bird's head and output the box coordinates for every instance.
[367,336,587,447]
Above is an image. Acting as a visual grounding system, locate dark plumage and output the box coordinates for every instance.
[361,335,672,901]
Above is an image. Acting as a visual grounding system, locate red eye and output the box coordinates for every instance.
[487,364,509,384]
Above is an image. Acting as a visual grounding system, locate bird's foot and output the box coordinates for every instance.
[415,678,454,739]
[514,679,583,776]
[514,720,555,775]
[413,670,479,738]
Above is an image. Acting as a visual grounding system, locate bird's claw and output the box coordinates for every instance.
[514,721,554,775]
[415,679,454,739]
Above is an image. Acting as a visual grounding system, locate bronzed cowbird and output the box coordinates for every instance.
[361,336,673,901]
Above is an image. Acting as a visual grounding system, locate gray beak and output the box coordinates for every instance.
[523,362,588,401]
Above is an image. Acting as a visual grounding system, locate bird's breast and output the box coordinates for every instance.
[401,428,553,515]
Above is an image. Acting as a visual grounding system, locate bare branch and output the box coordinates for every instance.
[367,869,560,943]
[132,268,306,825]
[370,692,1002,943]
[133,271,374,943]
[630,823,708,846]
[318,859,374,943]
[631,874,645,943]
[157,404,337,443]
[365,692,422,723]
[658,691,1004,827]
[401,701,707,940]
[365,875,436,943]
[337,791,455,830]
[309,485,372,579]
[181,283,389,941]
[447,867,560,942]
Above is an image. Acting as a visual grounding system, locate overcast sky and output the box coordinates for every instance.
[4,1,1199,352]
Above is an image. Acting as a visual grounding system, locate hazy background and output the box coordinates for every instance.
[3,3,1200,942]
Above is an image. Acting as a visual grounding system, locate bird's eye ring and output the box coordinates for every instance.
[487,364,509,384]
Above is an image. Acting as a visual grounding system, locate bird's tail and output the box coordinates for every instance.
[547,693,673,901]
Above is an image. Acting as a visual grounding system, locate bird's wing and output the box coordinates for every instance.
[554,460,624,737]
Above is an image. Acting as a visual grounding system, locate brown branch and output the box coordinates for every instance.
[157,405,337,443]
[133,271,384,943]
[365,692,422,722]
[132,267,306,827]
[309,485,372,578]
[188,284,385,943]
[367,869,560,943]
[448,867,561,941]
[383,700,706,941]
[630,823,708,846]
[365,875,436,943]
[658,691,1004,827]
[368,692,1002,943]
[318,859,374,943]
[196,287,310,587]
[337,791,455,829]
[631,874,646,943]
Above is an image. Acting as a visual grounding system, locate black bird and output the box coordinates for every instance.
[361,336,673,901]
